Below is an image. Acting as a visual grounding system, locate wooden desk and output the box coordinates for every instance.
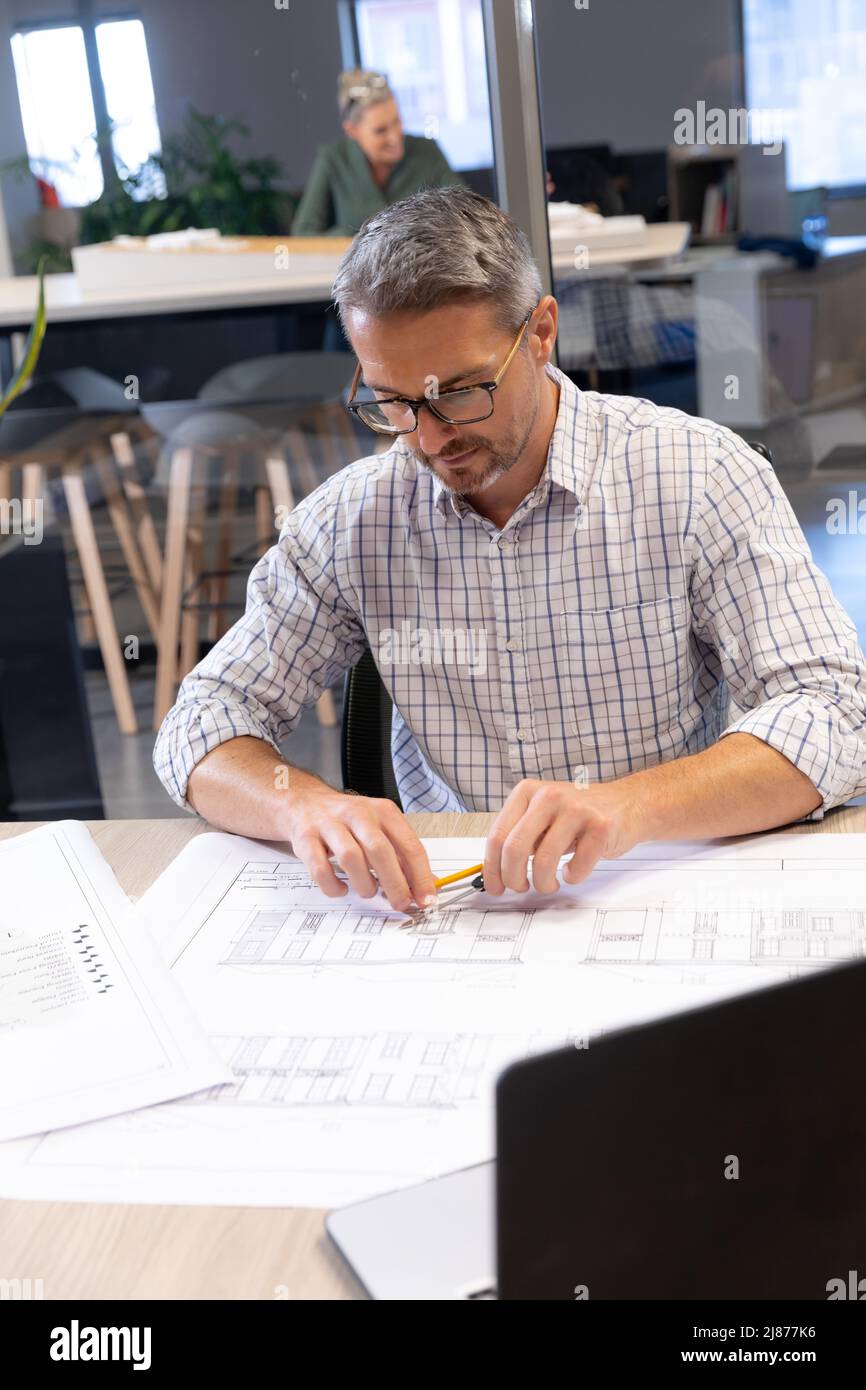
[2,805,864,1300]
[0,812,492,1300]
[0,246,351,395]
[551,220,691,275]
[0,241,353,333]
[0,228,691,333]
[0,228,691,391]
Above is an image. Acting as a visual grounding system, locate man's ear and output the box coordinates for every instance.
[531,296,559,365]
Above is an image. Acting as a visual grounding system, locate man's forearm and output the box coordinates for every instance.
[483,732,826,894]
[184,735,437,910]
[186,736,337,840]
[625,732,823,843]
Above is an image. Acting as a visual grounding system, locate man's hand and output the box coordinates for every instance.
[483,737,824,895]
[186,737,437,914]
[483,777,643,895]
[284,785,438,913]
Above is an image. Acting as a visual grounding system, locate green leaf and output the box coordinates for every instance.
[0,256,48,419]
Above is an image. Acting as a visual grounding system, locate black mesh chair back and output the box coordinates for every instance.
[341,647,401,806]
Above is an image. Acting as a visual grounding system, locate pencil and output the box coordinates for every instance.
[433,863,484,890]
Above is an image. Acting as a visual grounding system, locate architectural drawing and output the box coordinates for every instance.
[185,1029,574,1109]
[9,832,866,1210]
[218,862,532,965]
[587,905,866,967]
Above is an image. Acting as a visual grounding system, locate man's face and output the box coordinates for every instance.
[346,301,543,498]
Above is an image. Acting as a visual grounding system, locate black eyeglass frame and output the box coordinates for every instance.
[345,310,536,435]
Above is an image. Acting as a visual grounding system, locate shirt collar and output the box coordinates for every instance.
[426,363,590,519]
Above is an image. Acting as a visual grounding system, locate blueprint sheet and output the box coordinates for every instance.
[0,822,229,1141]
[1,829,864,1207]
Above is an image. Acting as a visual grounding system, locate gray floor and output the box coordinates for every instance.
[86,668,344,819]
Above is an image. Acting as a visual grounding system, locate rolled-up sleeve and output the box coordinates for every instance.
[153,483,366,809]
[689,438,866,818]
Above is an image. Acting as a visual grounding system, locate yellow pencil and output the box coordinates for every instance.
[433,863,484,890]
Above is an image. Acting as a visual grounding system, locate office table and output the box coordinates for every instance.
[0,226,692,390]
[0,225,691,335]
[2,805,864,1300]
[0,239,353,334]
[0,247,352,395]
[550,220,691,276]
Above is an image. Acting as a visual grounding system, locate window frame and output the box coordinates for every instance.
[11,10,160,204]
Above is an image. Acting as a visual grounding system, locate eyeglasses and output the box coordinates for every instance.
[346,312,534,436]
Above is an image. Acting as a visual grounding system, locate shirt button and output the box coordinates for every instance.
[505,639,519,652]
[498,535,509,548]
[516,728,528,741]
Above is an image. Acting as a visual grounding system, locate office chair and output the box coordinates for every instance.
[339,443,773,802]
[341,647,401,806]
[747,439,773,463]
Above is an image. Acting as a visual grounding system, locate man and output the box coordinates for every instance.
[154,188,866,913]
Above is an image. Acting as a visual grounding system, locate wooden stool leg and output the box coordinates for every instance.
[314,685,338,729]
[21,457,100,645]
[264,453,336,729]
[79,606,97,644]
[255,484,275,556]
[154,447,193,730]
[92,449,161,642]
[283,423,319,497]
[62,463,138,736]
[264,453,295,516]
[21,461,45,505]
[179,473,208,682]
[110,430,163,597]
[209,452,238,643]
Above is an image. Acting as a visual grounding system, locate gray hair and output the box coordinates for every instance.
[338,68,394,124]
[332,186,543,336]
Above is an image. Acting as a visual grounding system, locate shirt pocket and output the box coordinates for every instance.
[558,593,688,755]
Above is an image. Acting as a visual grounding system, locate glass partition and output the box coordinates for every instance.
[533,0,866,670]
[3,0,864,821]
[0,0,497,818]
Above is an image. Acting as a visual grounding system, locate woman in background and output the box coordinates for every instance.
[292,69,463,236]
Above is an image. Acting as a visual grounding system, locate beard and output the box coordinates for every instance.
[405,381,541,499]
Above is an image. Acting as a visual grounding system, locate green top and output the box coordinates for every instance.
[291,133,465,236]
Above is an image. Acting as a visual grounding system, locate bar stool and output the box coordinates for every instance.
[0,383,157,735]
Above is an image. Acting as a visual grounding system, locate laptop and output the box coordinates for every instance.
[327,957,866,1299]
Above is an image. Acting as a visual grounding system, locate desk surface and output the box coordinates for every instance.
[0,225,694,331]
[5,229,866,332]
[551,220,691,274]
[2,806,865,1300]
[0,262,344,330]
